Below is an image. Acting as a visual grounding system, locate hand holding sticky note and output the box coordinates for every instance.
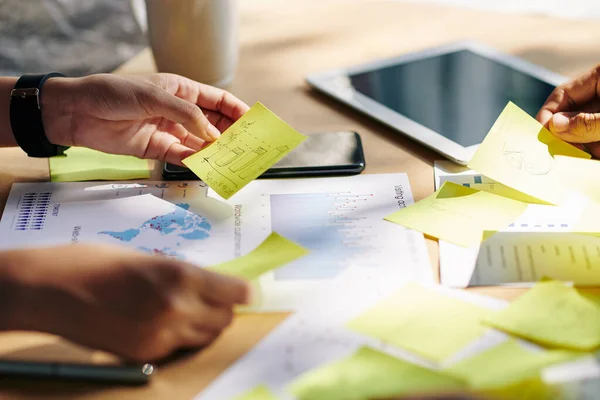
[384,181,528,247]
[468,102,590,206]
[183,102,306,199]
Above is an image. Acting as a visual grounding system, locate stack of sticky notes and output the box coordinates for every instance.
[49,147,150,182]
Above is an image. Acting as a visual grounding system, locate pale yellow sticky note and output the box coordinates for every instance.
[384,181,528,247]
[209,232,309,280]
[485,280,600,351]
[470,183,551,205]
[468,102,590,206]
[49,147,150,182]
[231,385,278,400]
[445,340,577,390]
[554,155,600,205]
[288,346,464,400]
[183,102,306,199]
[346,283,490,362]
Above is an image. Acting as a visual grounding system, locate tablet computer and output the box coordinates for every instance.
[306,41,566,165]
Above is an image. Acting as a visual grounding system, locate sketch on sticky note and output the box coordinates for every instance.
[501,139,553,176]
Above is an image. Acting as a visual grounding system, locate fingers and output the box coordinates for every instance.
[203,109,236,133]
[194,304,234,334]
[537,65,600,126]
[139,85,222,142]
[159,119,205,151]
[549,112,600,143]
[583,142,600,158]
[194,84,250,121]
[194,269,251,307]
[150,73,250,121]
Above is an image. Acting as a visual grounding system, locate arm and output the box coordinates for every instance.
[0,244,250,361]
[0,77,18,147]
[0,73,249,164]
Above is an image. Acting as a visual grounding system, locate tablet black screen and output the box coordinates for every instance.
[348,50,555,147]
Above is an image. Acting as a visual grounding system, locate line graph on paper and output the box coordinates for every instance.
[270,192,381,280]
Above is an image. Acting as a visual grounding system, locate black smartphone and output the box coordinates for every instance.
[162,131,366,180]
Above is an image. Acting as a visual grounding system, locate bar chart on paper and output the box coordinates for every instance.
[271,192,378,280]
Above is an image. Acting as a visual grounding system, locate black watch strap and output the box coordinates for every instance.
[9,72,70,158]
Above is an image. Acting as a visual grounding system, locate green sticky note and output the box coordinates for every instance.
[49,147,150,182]
[346,283,490,362]
[288,346,464,400]
[183,102,306,199]
[467,102,590,206]
[231,385,278,400]
[384,181,528,247]
[445,340,578,390]
[209,232,308,280]
[484,281,600,351]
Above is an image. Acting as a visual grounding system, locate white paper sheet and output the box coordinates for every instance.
[433,161,591,288]
[196,283,509,400]
[0,174,433,312]
[220,173,433,311]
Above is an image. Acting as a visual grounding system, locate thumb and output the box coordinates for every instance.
[550,112,600,143]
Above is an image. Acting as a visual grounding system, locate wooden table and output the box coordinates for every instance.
[1,0,600,398]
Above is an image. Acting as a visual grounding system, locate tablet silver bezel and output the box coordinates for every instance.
[305,41,567,165]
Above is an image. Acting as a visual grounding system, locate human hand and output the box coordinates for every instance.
[0,244,250,361]
[41,73,250,165]
[536,65,600,157]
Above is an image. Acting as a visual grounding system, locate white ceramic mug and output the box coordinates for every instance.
[144,0,238,88]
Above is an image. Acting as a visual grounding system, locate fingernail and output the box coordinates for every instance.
[552,114,570,133]
[208,125,221,140]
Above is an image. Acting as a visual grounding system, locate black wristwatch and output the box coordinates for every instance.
[9,72,70,158]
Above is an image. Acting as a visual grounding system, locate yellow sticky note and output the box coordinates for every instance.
[49,147,150,182]
[183,102,306,199]
[485,280,600,351]
[470,183,551,205]
[468,102,590,206]
[209,232,309,280]
[231,385,278,400]
[384,181,528,247]
[288,346,464,400]
[346,283,490,362]
[554,155,600,205]
[445,340,577,390]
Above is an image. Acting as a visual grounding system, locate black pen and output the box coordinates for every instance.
[0,360,155,385]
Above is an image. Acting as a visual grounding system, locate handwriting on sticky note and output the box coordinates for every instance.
[288,346,464,400]
[468,102,590,206]
[444,340,576,390]
[49,147,150,182]
[209,232,308,281]
[485,280,600,351]
[231,385,278,400]
[346,283,490,362]
[183,102,306,199]
[384,181,527,247]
